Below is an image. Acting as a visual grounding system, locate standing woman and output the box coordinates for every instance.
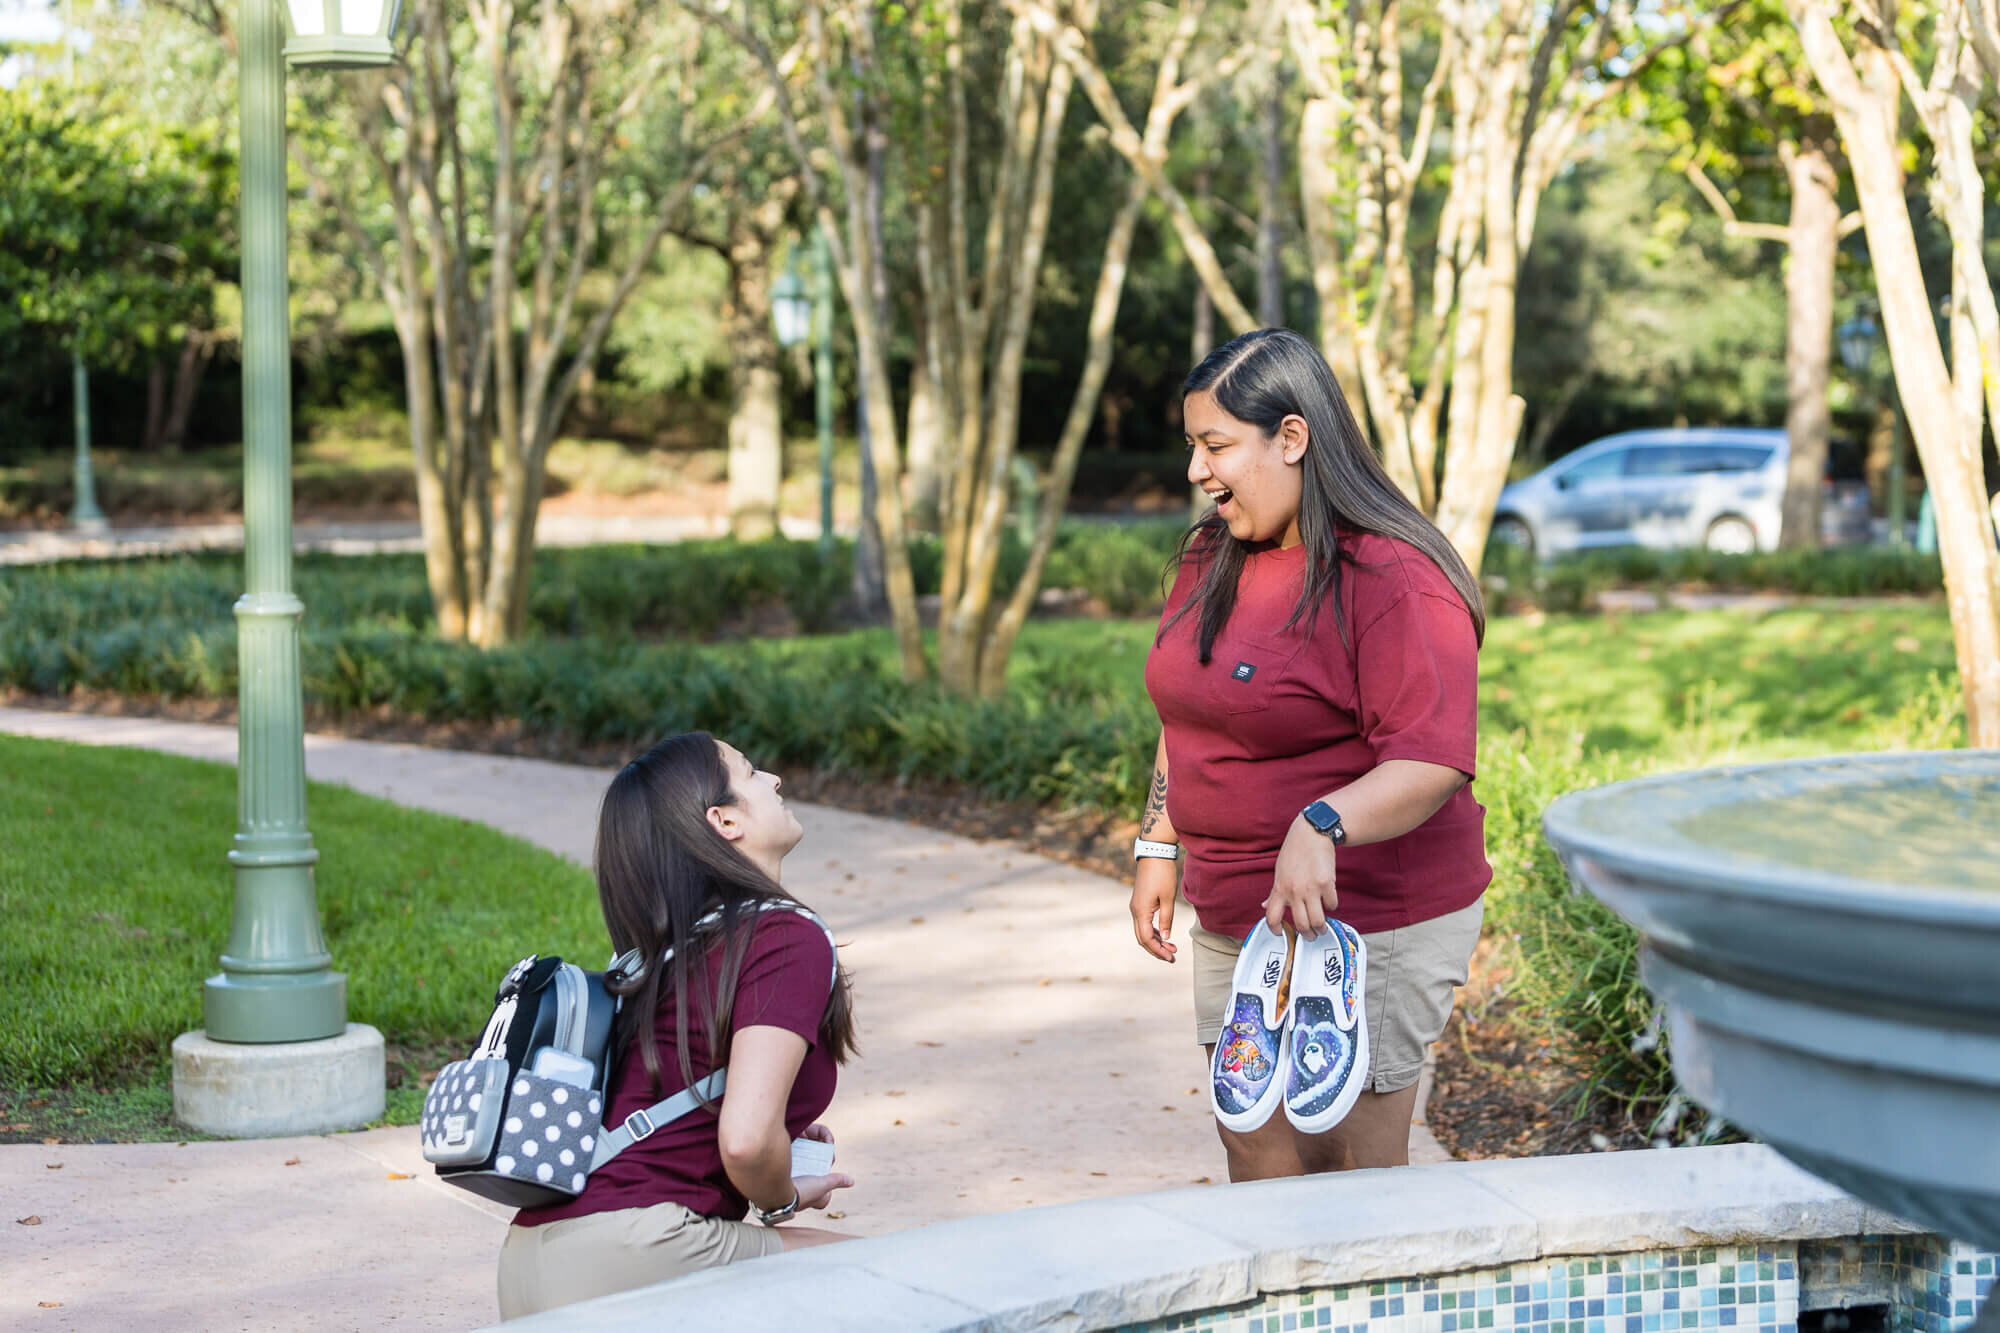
[498,732,857,1318]
[1134,328,1489,1182]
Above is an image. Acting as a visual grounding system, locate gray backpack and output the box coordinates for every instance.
[419,902,832,1208]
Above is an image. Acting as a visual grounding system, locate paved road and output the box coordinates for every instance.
[0,708,1445,1330]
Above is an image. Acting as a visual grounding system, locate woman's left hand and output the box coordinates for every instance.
[801,1123,834,1146]
[1265,815,1338,936]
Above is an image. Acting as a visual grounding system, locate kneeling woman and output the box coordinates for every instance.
[498,732,856,1319]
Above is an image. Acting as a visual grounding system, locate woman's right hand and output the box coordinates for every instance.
[1130,857,1179,962]
[793,1171,855,1212]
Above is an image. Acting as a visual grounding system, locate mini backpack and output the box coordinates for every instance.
[419,901,835,1208]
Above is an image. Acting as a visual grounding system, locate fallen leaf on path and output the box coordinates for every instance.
[1089,1171,1107,1177]
[283,1157,302,1166]
[38,1301,60,1308]
[884,1090,906,1098]
[18,1216,42,1226]
[908,916,925,924]
[1160,1105,1177,1112]
[386,1172,414,1180]
[41,1139,58,1146]
[44,1163,61,1170]
[1037,978,1052,987]
[916,1041,943,1048]
[1192,1176,1212,1185]
[892,1119,903,1126]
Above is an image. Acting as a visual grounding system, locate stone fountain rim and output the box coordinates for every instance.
[1540,748,2000,924]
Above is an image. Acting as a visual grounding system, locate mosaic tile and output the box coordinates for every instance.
[1128,1237,1994,1333]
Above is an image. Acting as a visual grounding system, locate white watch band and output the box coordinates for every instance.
[1133,837,1180,861]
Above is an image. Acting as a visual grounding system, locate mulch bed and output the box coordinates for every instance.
[5,688,1661,1160]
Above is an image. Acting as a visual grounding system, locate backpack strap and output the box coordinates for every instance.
[589,1068,727,1171]
[587,900,841,1174]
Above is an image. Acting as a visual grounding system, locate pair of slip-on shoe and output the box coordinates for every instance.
[1209,918,1368,1135]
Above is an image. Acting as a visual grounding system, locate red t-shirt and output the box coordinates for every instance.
[512,910,838,1227]
[1144,532,1490,940]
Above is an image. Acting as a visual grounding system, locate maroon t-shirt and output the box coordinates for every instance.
[512,910,838,1227]
[1144,532,1490,940]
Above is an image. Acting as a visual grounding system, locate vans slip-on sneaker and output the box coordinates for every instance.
[1209,920,1291,1133]
[1283,919,1368,1135]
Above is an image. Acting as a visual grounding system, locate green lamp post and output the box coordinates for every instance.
[769,235,838,558]
[69,352,106,532]
[172,0,399,1139]
[200,0,398,1047]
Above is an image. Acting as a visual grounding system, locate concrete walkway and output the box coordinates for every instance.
[0,512,829,566]
[0,708,1447,1330]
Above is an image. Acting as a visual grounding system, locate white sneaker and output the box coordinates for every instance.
[1209,920,1291,1132]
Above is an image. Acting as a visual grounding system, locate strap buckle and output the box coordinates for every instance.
[621,1107,657,1142]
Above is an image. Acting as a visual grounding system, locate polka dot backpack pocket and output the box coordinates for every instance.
[420,953,642,1208]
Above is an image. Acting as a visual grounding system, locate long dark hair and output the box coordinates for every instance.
[1162,327,1485,662]
[594,732,857,1099]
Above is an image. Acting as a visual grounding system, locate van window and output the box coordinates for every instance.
[1623,446,1691,477]
[1559,449,1627,483]
[1683,444,1774,473]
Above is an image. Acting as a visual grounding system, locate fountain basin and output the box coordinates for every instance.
[1542,750,2000,1250]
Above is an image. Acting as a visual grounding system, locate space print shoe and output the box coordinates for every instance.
[1283,919,1369,1134]
[1209,920,1292,1133]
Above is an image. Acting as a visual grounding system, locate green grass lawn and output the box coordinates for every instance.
[0,735,599,1142]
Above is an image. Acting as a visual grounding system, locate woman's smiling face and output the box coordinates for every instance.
[1183,390,1309,548]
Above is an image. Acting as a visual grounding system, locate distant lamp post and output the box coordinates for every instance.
[771,265,812,350]
[770,239,837,557]
[1838,313,1905,549]
[69,353,106,532]
[1836,316,1876,377]
[280,0,402,67]
[171,0,397,1139]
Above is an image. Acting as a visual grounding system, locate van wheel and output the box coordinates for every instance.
[1705,515,1758,555]
[1490,515,1535,558]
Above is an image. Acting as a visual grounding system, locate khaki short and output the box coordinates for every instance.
[496,1200,784,1320]
[1189,897,1484,1094]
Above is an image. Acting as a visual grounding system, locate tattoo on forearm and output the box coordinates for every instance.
[1140,766,1169,836]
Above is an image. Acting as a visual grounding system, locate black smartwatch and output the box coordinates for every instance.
[1301,800,1347,845]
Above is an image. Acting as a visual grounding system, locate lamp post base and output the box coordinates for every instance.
[171,1023,385,1138]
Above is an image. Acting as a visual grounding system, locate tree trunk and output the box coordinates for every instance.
[161,328,214,454]
[1779,136,1839,551]
[1258,68,1287,329]
[725,225,784,542]
[906,346,944,528]
[978,174,1149,696]
[144,360,168,452]
[1298,98,1365,411]
[1789,0,2000,745]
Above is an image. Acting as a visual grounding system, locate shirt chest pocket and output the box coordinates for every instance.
[1210,633,1306,714]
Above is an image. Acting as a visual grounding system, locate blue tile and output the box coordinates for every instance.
[1777,1264,1794,1282]
[1428,1297,1442,1313]
[1644,1319,1660,1333]
[1371,1302,1386,1319]
[1664,1294,1679,1312]
[1517,1308,1532,1325]
[1721,1311,1736,1327]
[1611,1279,1625,1296]
[1571,1301,1586,1319]
[1627,1322,1642,1333]
[1444,1316,1457,1332]
[1284,1317,1298,1332]
[1390,1299,1405,1317]
[1590,1302,1606,1317]
[1535,1305,1551,1321]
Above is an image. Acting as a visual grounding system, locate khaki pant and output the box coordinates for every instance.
[1190,897,1483,1094]
[496,1200,784,1320]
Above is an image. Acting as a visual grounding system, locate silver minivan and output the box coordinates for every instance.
[1490,428,1872,557]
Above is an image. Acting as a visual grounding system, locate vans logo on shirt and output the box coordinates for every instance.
[1231,661,1257,682]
